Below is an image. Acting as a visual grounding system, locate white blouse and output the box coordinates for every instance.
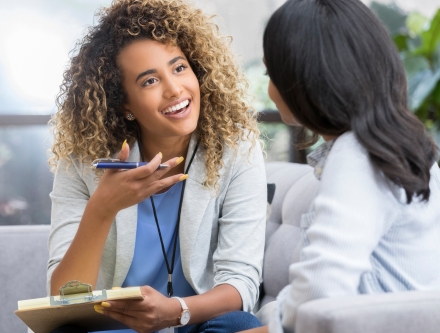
[269,131,440,333]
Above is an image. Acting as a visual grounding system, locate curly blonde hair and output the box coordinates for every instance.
[49,0,259,188]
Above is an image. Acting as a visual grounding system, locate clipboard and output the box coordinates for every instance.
[14,280,143,333]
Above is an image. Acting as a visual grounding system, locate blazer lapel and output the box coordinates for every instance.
[112,142,140,287]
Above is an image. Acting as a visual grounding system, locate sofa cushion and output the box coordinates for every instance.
[0,225,50,333]
[261,162,319,307]
[295,290,440,333]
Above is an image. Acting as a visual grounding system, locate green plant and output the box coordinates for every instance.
[371,2,440,143]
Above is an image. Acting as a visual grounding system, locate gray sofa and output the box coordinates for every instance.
[0,225,49,333]
[1,162,440,333]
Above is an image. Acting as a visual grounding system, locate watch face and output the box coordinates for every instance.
[180,310,191,325]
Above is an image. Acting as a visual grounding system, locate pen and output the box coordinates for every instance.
[92,159,170,170]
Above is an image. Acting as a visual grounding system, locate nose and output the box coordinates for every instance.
[163,75,183,100]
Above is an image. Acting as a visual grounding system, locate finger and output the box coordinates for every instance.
[102,300,142,312]
[104,140,130,176]
[146,173,188,194]
[117,139,130,162]
[134,155,185,180]
[131,152,163,180]
[97,306,137,327]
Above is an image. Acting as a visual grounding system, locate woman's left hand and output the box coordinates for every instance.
[94,286,181,333]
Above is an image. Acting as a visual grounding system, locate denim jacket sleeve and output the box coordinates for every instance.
[269,132,400,333]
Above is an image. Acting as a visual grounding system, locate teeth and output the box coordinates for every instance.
[162,100,189,114]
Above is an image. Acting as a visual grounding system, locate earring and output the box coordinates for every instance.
[126,113,135,121]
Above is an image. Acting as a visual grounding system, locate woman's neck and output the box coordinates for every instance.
[322,134,338,142]
[139,132,192,163]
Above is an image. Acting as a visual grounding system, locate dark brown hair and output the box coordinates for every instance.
[264,0,438,202]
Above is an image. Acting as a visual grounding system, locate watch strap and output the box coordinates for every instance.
[172,296,189,311]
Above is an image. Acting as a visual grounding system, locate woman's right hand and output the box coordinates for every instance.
[89,141,186,220]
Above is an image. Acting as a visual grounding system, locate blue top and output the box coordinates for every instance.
[100,182,196,333]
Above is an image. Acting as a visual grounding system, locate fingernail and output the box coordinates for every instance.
[122,139,127,150]
[101,301,111,308]
[158,152,162,159]
[179,174,188,181]
[95,308,104,314]
[176,156,184,165]
[94,305,104,311]
[111,286,122,290]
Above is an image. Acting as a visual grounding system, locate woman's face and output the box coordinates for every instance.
[118,39,200,140]
[268,79,301,127]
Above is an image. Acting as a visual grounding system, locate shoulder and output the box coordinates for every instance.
[54,154,86,178]
[328,131,365,159]
[222,130,263,163]
[324,131,373,177]
[221,132,264,173]
[52,154,97,192]
[321,131,400,202]
[216,131,265,190]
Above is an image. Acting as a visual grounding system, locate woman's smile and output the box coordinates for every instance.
[160,98,192,118]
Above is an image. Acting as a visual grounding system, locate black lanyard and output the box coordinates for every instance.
[139,140,199,297]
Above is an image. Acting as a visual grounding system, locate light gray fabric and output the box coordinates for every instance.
[295,290,440,333]
[0,225,50,333]
[48,134,267,312]
[260,162,319,308]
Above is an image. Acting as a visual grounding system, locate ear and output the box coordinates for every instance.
[123,106,134,120]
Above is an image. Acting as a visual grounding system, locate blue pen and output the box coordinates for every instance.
[92,158,169,170]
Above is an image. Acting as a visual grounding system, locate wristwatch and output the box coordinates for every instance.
[171,297,191,327]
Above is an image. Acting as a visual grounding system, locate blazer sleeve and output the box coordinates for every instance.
[47,156,90,294]
[212,139,267,312]
[269,134,399,333]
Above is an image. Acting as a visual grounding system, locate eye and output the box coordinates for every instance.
[175,64,187,73]
[142,77,158,86]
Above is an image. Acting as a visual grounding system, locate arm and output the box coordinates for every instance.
[269,135,399,333]
[240,326,269,333]
[212,138,267,311]
[49,193,117,295]
[49,146,185,295]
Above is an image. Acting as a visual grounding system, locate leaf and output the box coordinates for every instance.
[408,68,440,110]
[394,35,409,51]
[407,36,423,51]
[402,53,430,78]
[370,1,408,36]
[432,81,440,106]
[434,42,440,70]
[406,12,429,36]
[414,9,440,58]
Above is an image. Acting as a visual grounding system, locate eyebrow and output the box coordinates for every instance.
[135,56,186,82]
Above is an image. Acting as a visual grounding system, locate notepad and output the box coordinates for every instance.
[15,280,143,333]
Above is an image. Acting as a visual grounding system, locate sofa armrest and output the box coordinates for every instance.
[295,290,440,333]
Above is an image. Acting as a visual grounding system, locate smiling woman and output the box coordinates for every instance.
[47,1,266,333]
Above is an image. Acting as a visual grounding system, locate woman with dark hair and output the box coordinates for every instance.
[47,0,266,332]
[254,0,440,332]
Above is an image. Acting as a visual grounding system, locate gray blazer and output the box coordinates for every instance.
[47,134,267,311]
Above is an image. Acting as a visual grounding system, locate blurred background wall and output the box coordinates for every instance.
[0,0,439,224]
